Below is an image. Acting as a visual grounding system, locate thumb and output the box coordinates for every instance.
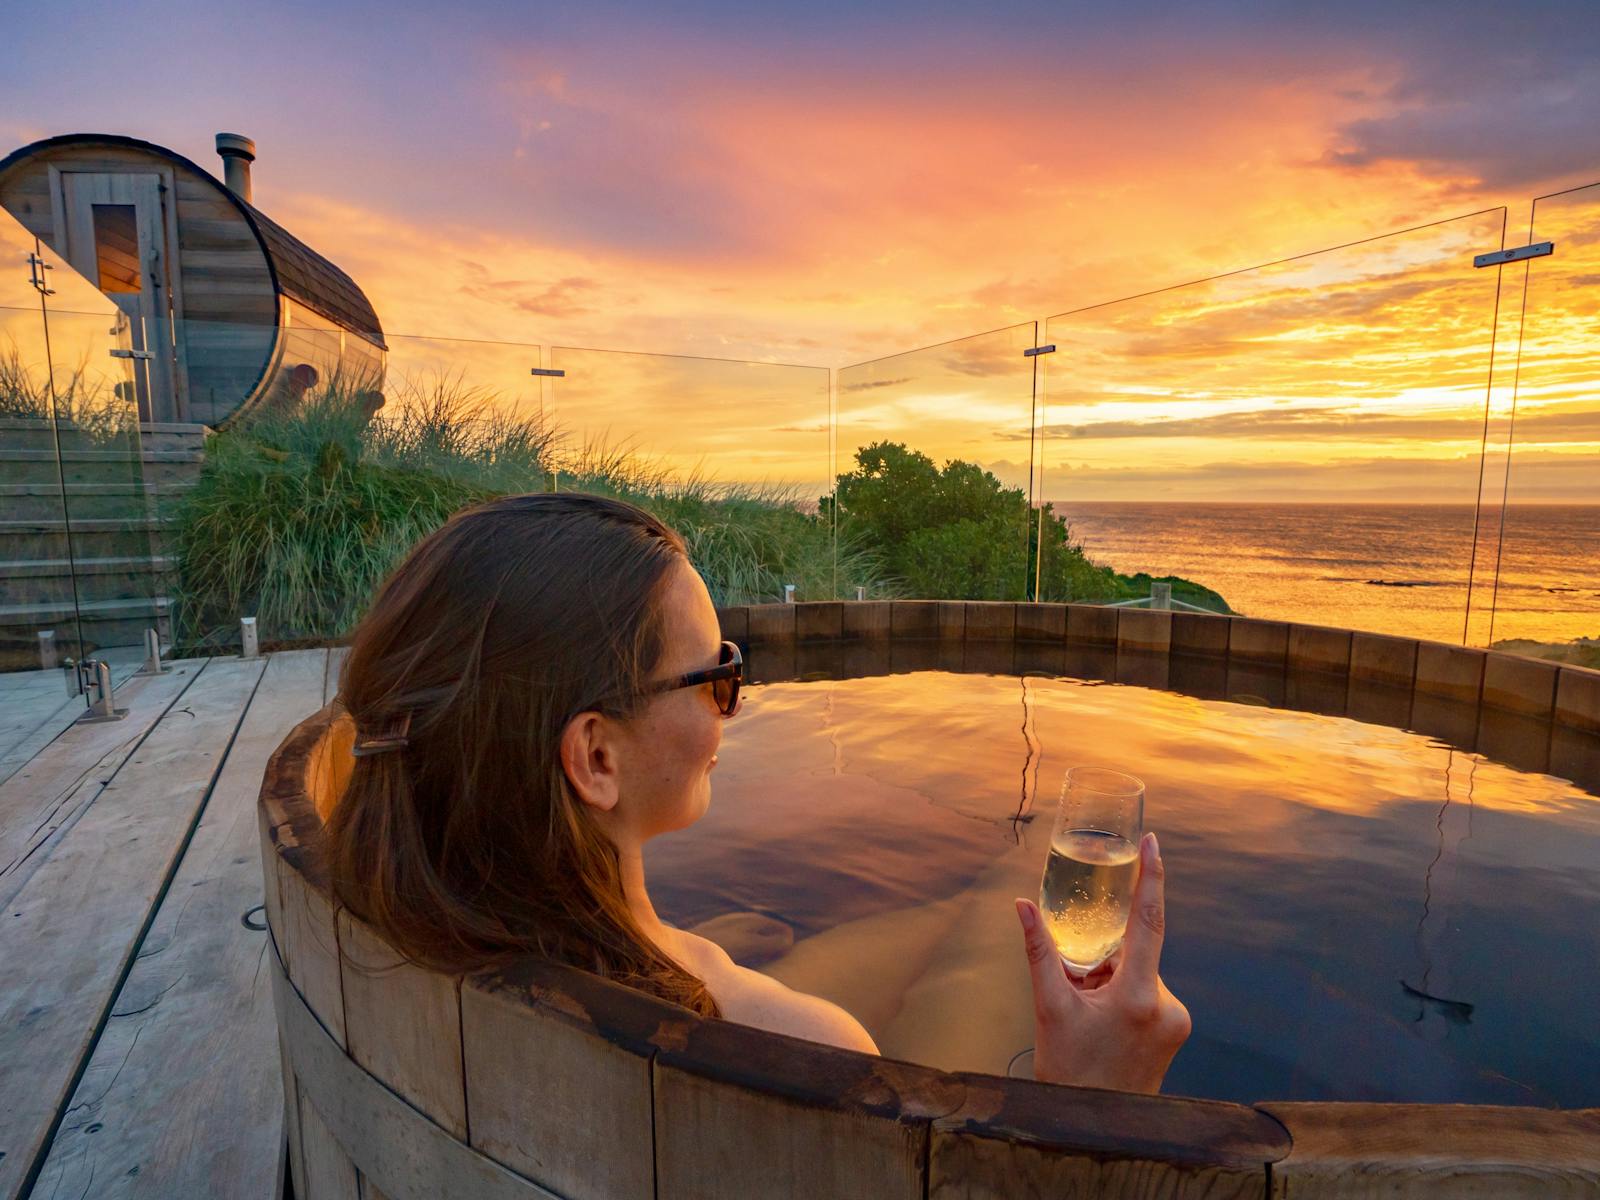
[1015,898,1072,1012]
[1114,832,1167,1005]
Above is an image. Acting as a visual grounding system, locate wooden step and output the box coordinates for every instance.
[0,491,189,521]
[0,448,204,464]
[1,555,175,577]
[0,423,207,503]
[0,517,163,552]
[0,482,175,522]
[0,421,145,455]
[0,454,201,491]
[135,421,211,452]
[0,419,209,450]
[0,448,206,473]
[0,556,175,609]
[0,517,164,532]
[0,529,173,575]
[0,481,162,495]
[0,595,171,623]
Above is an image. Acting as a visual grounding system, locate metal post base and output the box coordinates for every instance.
[75,705,130,725]
[136,628,170,675]
[74,659,129,723]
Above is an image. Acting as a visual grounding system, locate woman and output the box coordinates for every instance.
[323,493,1189,1092]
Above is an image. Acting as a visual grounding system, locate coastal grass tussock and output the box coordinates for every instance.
[168,375,884,647]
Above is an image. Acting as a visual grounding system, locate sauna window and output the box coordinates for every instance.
[92,204,141,293]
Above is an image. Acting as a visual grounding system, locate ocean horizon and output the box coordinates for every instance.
[1047,500,1600,645]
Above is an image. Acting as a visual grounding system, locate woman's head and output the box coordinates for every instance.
[320,492,730,1014]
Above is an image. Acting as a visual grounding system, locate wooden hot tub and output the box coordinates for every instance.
[260,603,1599,1198]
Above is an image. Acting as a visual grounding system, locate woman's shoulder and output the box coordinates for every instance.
[669,929,879,1055]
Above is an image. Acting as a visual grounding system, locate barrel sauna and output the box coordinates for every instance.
[0,132,386,427]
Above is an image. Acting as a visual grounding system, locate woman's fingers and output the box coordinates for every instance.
[1115,833,1167,1008]
[1015,898,1073,1014]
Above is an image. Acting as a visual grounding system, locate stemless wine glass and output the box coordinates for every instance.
[1040,766,1145,976]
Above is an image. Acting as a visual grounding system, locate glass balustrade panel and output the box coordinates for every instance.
[39,308,157,675]
[549,347,832,605]
[1488,183,1600,661]
[159,323,467,651]
[1039,209,1508,639]
[33,219,165,681]
[835,323,1040,603]
[0,212,88,776]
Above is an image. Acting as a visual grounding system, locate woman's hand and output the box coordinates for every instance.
[1015,832,1191,1094]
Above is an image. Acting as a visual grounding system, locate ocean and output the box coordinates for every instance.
[1050,502,1600,646]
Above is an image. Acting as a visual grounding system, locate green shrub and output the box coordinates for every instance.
[826,441,1229,609]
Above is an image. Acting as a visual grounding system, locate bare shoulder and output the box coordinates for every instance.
[671,930,879,1055]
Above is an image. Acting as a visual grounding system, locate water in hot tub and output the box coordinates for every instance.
[645,670,1600,1107]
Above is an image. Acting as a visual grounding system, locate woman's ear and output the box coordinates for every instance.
[559,710,622,813]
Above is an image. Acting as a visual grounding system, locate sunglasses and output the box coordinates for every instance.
[645,640,743,716]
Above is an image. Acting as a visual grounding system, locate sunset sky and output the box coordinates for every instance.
[5,0,1599,500]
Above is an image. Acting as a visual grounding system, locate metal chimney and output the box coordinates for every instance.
[215,132,256,204]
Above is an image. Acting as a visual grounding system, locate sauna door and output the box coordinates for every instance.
[54,171,187,422]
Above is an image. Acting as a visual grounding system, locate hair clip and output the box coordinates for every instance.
[352,712,412,757]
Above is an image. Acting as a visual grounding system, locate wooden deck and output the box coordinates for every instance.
[0,647,345,1200]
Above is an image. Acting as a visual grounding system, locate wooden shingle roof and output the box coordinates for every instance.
[245,202,386,348]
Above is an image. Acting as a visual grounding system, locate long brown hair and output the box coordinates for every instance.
[320,492,719,1016]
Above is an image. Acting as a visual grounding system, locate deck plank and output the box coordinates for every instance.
[0,670,84,787]
[33,649,328,1200]
[0,655,266,1200]
[0,661,203,909]
[0,691,85,790]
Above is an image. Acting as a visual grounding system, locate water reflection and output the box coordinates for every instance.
[647,658,1600,1107]
[1403,751,1475,1036]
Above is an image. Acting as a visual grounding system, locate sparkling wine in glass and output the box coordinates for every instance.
[1040,767,1144,975]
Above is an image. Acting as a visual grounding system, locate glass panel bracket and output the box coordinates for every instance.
[136,629,170,675]
[26,251,55,296]
[1023,344,1057,357]
[66,659,129,723]
[110,348,154,360]
[530,367,565,377]
[1474,241,1554,268]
